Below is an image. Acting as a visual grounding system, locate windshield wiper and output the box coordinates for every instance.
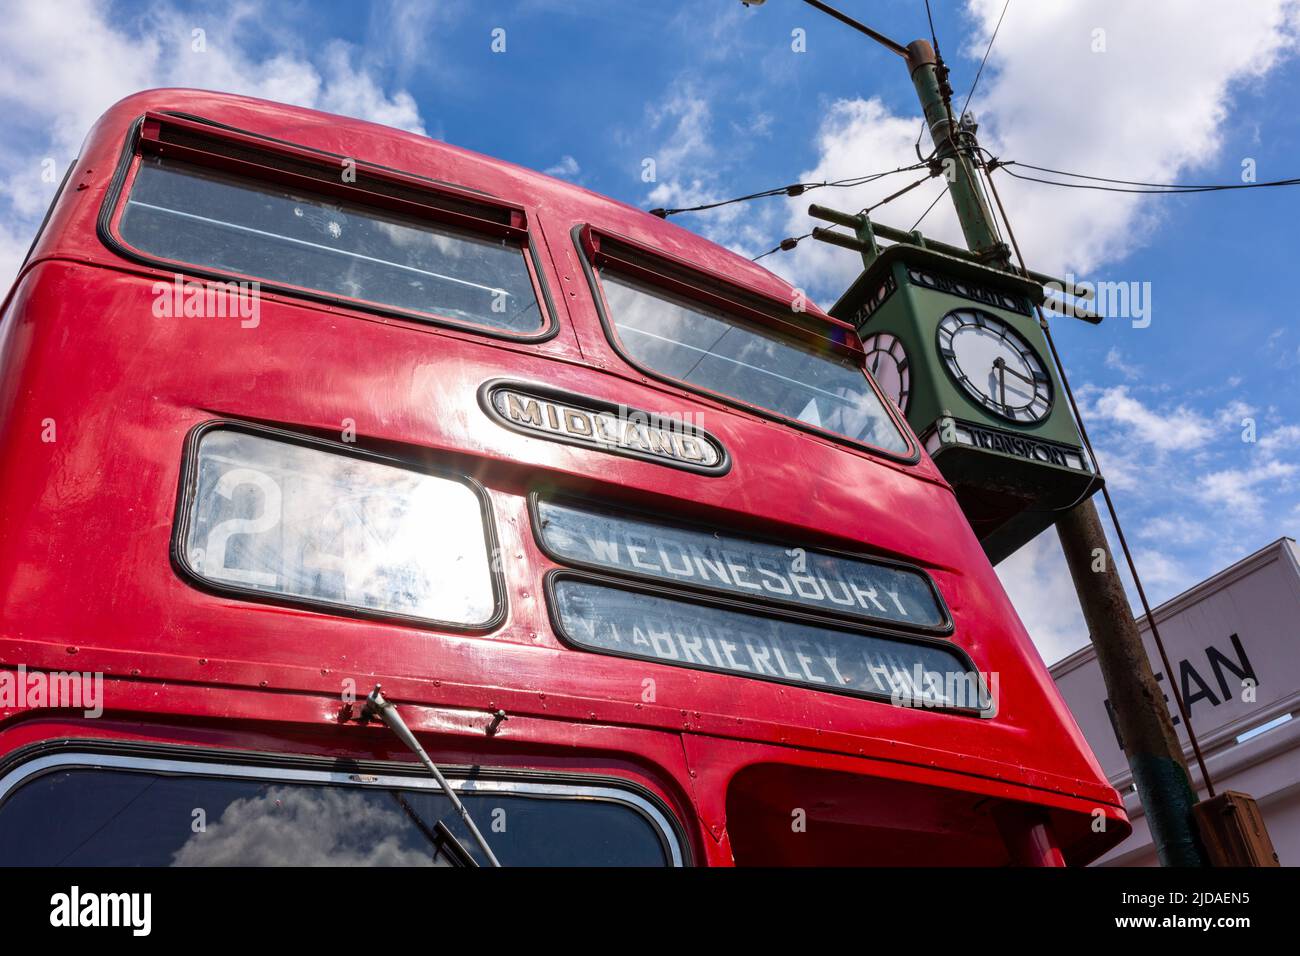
[363,684,502,867]
[389,791,478,867]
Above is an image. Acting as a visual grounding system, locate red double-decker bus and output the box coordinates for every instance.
[0,89,1128,866]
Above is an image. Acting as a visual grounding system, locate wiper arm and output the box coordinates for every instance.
[363,684,502,867]
[390,790,478,867]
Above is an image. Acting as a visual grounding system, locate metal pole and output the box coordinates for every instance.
[1055,503,1205,865]
[901,36,1207,866]
[799,0,911,58]
[905,40,1005,261]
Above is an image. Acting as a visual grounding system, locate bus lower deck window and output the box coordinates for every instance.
[117,155,544,334]
[0,764,676,866]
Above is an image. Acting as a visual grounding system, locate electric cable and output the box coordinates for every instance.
[909,181,949,232]
[995,160,1300,194]
[754,166,940,262]
[651,161,930,218]
[752,232,810,262]
[959,0,1011,120]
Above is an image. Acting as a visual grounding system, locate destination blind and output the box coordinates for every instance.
[551,579,979,708]
[535,497,947,630]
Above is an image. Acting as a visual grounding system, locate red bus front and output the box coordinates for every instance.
[0,89,1128,866]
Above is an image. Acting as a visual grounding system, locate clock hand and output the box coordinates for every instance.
[1000,363,1037,385]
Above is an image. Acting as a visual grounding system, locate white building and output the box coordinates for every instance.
[1051,537,1300,866]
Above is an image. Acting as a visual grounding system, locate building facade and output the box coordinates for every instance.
[1051,538,1300,866]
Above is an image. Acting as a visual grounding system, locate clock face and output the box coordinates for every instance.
[861,332,911,414]
[936,309,1053,423]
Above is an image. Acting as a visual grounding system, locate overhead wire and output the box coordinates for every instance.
[752,232,811,262]
[863,169,937,214]
[959,0,1011,120]
[909,181,949,232]
[651,160,931,218]
[751,166,940,262]
[992,159,1300,194]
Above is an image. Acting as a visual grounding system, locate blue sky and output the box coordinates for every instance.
[1,0,1297,662]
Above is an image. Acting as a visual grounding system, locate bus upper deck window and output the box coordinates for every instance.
[117,155,544,334]
[598,273,911,456]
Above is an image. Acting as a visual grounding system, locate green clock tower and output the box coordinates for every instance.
[815,213,1100,564]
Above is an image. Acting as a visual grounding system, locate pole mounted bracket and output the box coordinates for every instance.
[808,203,1103,324]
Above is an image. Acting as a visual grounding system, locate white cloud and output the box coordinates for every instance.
[544,155,581,178]
[1130,547,1191,592]
[1082,385,1216,452]
[764,96,955,298]
[1104,346,1140,380]
[638,77,781,250]
[368,0,461,81]
[963,0,1300,276]
[647,81,713,177]
[1259,423,1300,454]
[313,42,426,133]
[994,527,1087,664]
[1216,399,1257,429]
[1197,458,1298,516]
[1138,514,1210,546]
[735,111,775,138]
[0,0,426,287]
